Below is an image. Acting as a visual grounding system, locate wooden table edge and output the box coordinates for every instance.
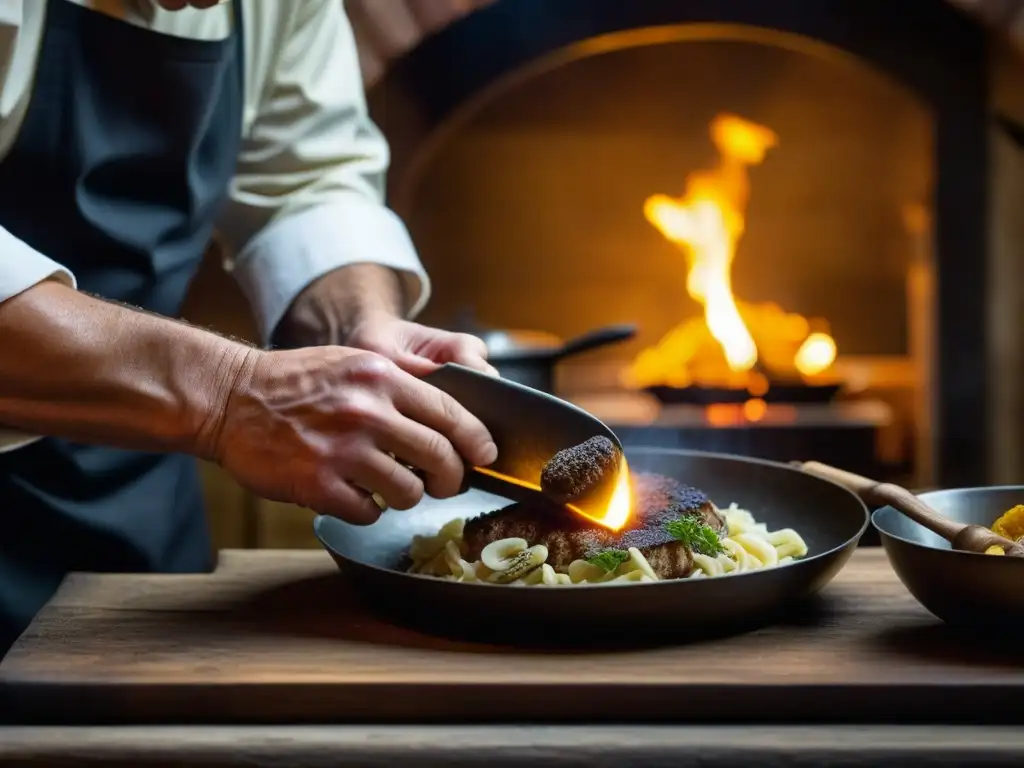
[1,725,1023,766]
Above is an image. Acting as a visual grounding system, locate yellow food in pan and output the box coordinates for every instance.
[992,504,1024,541]
[984,504,1024,556]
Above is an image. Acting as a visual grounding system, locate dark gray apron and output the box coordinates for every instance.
[0,0,244,655]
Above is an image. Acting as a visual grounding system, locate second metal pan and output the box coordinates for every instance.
[314,448,869,645]
[873,487,1024,630]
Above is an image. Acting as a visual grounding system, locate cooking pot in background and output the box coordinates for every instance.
[455,314,637,392]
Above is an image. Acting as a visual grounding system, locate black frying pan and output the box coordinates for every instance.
[314,448,869,645]
[481,324,637,393]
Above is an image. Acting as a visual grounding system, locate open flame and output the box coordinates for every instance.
[476,458,633,532]
[627,114,838,391]
[568,457,632,531]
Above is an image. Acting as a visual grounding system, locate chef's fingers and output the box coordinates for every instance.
[341,443,425,512]
[441,333,497,376]
[375,414,466,499]
[388,371,497,469]
[286,471,383,527]
[389,339,497,379]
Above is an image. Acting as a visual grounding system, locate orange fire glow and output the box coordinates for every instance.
[568,457,632,531]
[476,458,633,532]
[626,114,838,392]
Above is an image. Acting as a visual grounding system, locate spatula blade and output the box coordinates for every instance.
[422,363,622,491]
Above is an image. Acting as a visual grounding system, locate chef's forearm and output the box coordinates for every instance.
[0,281,254,456]
[273,263,405,347]
[333,262,407,320]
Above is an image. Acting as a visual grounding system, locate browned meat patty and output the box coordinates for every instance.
[462,472,726,579]
[540,436,622,505]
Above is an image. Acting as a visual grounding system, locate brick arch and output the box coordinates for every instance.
[343,0,1020,88]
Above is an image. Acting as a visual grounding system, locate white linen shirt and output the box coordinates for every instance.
[0,0,429,451]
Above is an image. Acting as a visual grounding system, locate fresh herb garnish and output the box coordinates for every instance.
[665,514,725,556]
[586,549,630,572]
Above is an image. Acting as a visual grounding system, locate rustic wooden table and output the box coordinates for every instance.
[1,549,1022,767]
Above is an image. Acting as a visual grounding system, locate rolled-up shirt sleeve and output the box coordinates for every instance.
[217,0,429,346]
[0,225,76,452]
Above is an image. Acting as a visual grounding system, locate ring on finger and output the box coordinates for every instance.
[360,452,418,513]
[353,484,389,513]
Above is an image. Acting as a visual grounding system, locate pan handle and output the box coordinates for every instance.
[797,462,885,501]
[797,461,965,543]
[552,324,637,362]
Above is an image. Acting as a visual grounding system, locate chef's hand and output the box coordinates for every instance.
[276,264,498,377]
[209,346,497,525]
[347,311,498,378]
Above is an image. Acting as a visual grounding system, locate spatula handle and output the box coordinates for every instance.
[799,461,965,542]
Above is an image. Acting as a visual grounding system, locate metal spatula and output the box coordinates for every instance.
[422,363,623,510]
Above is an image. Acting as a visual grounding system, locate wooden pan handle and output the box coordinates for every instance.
[798,461,966,542]
[798,462,885,502]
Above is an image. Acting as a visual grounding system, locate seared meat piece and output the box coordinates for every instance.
[540,436,622,505]
[463,472,726,579]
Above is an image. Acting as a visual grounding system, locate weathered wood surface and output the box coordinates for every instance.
[2,725,1024,767]
[1,550,1021,725]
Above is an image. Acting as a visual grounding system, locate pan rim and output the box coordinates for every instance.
[872,486,1024,560]
[314,447,871,592]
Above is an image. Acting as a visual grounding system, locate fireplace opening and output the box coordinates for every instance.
[369,0,987,489]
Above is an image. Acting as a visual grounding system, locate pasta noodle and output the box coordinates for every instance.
[405,503,808,586]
